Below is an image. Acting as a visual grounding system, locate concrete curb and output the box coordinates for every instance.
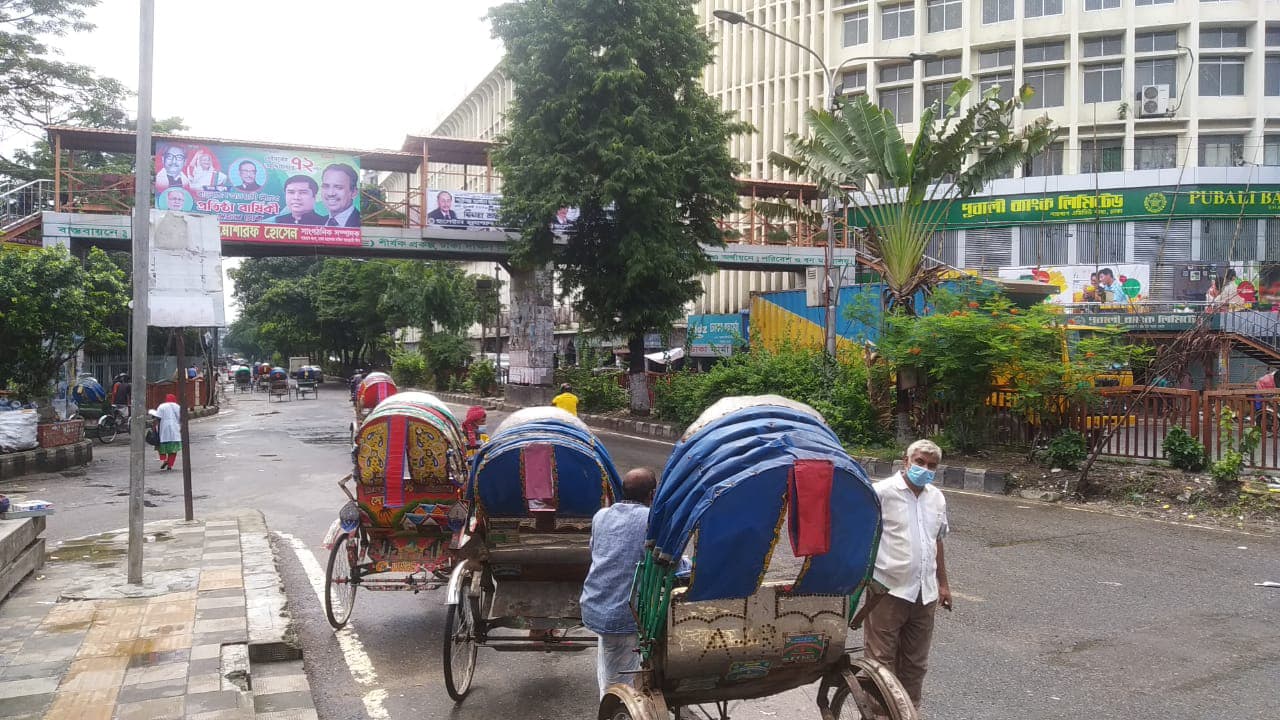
[238,510,301,664]
[854,457,1013,495]
[190,405,220,420]
[0,439,93,482]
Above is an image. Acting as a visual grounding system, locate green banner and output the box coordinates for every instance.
[851,185,1280,230]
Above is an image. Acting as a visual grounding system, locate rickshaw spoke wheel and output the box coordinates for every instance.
[833,659,918,720]
[442,588,478,702]
[98,415,117,444]
[324,534,358,629]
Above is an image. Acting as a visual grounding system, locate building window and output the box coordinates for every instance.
[1024,143,1065,177]
[879,63,914,84]
[843,10,868,47]
[1134,0,1174,5]
[979,46,1015,70]
[1268,25,1280,47]
[1025,0,1063,17]
[879,87,914,123]
[1024,41,1066,63]
[1083,63,1123,103]
[1199,135,1243,167]
[1199,28,1246,49]
[1266,136,1280,166]
[1135,59,1178,98]
[1082,35,1123,58]
[1135,31,1178,53]
[979,72,1014,101]
[882,2,915,40]
[1201,219,1258,262]
[839,68,868,95]
[1023,68,1065,108]
[927,0,962,32]
[1267,56,1280,96]
[1081,138,1124,173]
[1084,0,1120,9]
[1199,57,1245,96]
[982,0,1014,24]
[1135,136,1178,169]
[1020,225,1070,265]
[1077,222,1126,264]
[924,56,962,77]
[926,231,959,266]
[924,80,959,109]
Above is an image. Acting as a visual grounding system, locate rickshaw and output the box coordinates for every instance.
[601,395,917,720]
[233,366,252,393]
[267,366,290,402]
[323,392,469,629]
[350,372,397,444]
[296,366,321,400]
[443,407,624,702]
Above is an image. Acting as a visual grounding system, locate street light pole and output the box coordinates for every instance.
[127,0,155,585]
[712,9,933,356]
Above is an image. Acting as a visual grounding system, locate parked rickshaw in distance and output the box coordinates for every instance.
[444,406,624,702]
[267,367,290,402]
[323,392,470,628]
[603,395,917,720]
[350,372,397,444]
[233,366,252,394]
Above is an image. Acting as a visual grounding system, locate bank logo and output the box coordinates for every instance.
[1143,192,1169,214]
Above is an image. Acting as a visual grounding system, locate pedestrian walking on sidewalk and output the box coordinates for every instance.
[580,467,657,697]
[155,393,182,470]
[863,439,952,711]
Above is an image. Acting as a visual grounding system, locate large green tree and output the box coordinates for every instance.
[769,81,1057,440]
[0,246,129,398]
[489,0,746,411]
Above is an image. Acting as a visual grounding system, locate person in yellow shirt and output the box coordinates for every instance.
[551,383,579,416]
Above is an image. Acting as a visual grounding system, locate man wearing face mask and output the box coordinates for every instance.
[862,438,951,711]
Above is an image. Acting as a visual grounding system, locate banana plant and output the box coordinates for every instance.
[763,79,1059,314]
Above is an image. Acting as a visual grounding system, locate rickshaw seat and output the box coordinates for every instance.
[485,532,592,567]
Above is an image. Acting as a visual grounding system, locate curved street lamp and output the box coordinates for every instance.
[713,8,937,355]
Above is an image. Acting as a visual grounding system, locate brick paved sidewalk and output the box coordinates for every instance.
[0,512,315,720]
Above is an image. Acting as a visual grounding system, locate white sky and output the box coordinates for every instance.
[32,0,507,326]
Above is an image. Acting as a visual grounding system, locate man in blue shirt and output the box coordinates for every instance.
[580,467,657,697]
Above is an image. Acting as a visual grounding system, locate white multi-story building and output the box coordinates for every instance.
[423,0,1280,312]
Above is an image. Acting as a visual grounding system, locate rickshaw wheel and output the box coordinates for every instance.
[442,595,478,702]
[97,414,118,444]
[324,533,358,629]
[830,658,918,720]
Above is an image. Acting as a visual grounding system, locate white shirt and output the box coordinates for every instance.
[155,402,182,444]
[872,472,949,605]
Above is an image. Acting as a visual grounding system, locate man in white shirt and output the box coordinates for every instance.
[864,438,952,709]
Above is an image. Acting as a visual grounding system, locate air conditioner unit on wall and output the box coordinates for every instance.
[1140,84,1170,117]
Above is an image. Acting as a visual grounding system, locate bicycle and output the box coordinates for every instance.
[96,404,130,444]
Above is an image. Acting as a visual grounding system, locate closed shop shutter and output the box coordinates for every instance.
[963,227,1012,272]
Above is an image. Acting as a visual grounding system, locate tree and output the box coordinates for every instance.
[0,1,135,177]
[0,246,129,399]
[489,0,746,412]
[769,80,1058,439]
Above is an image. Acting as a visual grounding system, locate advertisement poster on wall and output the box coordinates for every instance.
[426,189,501,229]
[998,264,1151,305]
[153,141,362,246]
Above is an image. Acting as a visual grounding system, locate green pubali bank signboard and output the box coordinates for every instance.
[852,185,1280,229]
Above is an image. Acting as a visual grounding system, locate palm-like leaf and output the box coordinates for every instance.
[766,77,1058,313]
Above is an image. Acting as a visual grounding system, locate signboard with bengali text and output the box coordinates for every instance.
[688,313,745,357]
[153,141,362,246]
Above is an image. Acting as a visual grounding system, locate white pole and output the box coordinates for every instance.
[127,0,155,585]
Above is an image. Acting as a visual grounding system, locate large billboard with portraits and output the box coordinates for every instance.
[153,142,362,246]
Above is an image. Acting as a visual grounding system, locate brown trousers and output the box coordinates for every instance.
[861,588,937,707]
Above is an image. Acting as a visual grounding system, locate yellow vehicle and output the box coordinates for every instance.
[989,324,1135,428]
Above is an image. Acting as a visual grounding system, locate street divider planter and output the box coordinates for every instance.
[37,418,84,448]
[0,440,92,481]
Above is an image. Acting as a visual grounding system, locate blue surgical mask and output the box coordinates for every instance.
[905,463,935,487]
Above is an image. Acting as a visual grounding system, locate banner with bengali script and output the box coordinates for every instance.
[998,264,1151,305]
[426,189,501,229]
[688,313,745,357]
[153,142,362,246]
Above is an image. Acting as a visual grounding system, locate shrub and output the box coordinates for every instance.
[1211,407,1259,494]
[1040,429,1086,469]
[466,359,497,396]
[1163,426,1206,471]
[553,367,628,413]
[390,350,429,388]
[652,345,886,447]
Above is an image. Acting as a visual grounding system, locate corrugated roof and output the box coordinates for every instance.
[46,126,422,173]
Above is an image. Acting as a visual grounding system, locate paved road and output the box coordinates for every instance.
[12,388,1279,719]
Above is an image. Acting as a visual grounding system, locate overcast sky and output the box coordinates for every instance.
[46,0,506,149]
